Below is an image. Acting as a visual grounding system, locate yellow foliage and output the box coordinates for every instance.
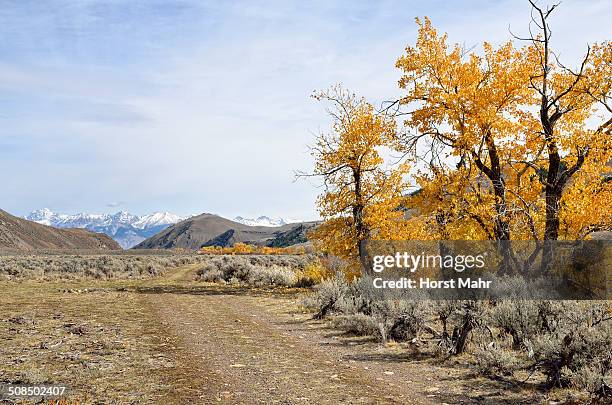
[395,16,611,242]
[307,85,411,270]
[298,260,335,285]
[232,242,254,254]
[199,244,306,255]
[305,8,610,279]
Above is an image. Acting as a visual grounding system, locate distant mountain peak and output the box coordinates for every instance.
[24,209,187,249]
[27,208,55,224]
[133,212,185,229]
[233,215,299,227]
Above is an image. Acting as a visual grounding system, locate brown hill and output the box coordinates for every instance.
[133,213,318,250]
[0,209,121,251]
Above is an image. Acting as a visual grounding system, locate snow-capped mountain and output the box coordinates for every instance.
[25,209,187,249]
[233,215,298,227]
[25,209,300,248]
[132,212,184,229]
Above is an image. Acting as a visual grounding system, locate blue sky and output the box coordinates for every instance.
[1,0,610,219]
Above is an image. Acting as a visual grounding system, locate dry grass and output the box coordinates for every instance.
[3,254,602,404]
[0,258,314,404]
[0,263,231,404]
[0,253,207,280]
[0,281,184,404]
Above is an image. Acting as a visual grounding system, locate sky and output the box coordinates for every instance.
[1,0,610,220]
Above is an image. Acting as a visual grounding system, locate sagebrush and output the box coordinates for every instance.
[305,275,612,398]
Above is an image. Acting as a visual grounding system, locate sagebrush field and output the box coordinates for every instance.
[1,252,610,404]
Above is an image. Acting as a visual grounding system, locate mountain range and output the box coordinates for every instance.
[25,209,186,249]
[25,209,301,249]
[134,213,318,250]
[0,209,121,251]
[233,216,297,227]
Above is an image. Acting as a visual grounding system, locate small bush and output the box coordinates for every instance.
[306,275,350,319]
[332,314,379,336]
[296,260,335,286]
[247,265,297,287]
[474,344,520,377]
[567,366,612,398]
[373,298,429,343]
[529,305,612,391]
[195,255,318,287]
[434,300,488,355]
[306,274,430,343]
[488,299,543,349]
[303,272,612,399]
[196,263,224,282]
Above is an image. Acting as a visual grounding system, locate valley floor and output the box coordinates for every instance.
[1,265,548,404]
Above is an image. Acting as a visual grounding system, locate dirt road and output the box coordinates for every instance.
[1,265,542,404]
[137,265,424,404]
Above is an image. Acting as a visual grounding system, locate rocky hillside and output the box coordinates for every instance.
[134,213,317,250]
[0,209,121,250]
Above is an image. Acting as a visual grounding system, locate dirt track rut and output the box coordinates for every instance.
[139,265,430,404]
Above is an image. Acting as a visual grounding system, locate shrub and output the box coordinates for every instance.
[332,314,379,336]
[297,260,335,286]
[222,257,254,281]
[307,275,350,319]
[481,300,612,396]
[247,265,297,287]
[488,299,543,349]
[304,273,612,398]
[0,254,207,279]
[474,344,520,377]
[434,300,488,355]
[529,302,612,392]
[567,366,612,398]
[194,255,318,287]
[306,274,430,342]
[196,262,224,282]
[373,298,429,343]
[146,263,161,276]
[335,275,386,316]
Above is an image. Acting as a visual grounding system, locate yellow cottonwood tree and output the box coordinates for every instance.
[304,3,609,277]
[518,1,611,268]
[395,16,534,243]
[394,9,611,251]
[304,86,409,268]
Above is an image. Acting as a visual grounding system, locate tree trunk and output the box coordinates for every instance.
[540,187,561,274]
[452,316,474,355]
[353,168,370,274]
[540,133,562,273]
[483,131,513,274]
